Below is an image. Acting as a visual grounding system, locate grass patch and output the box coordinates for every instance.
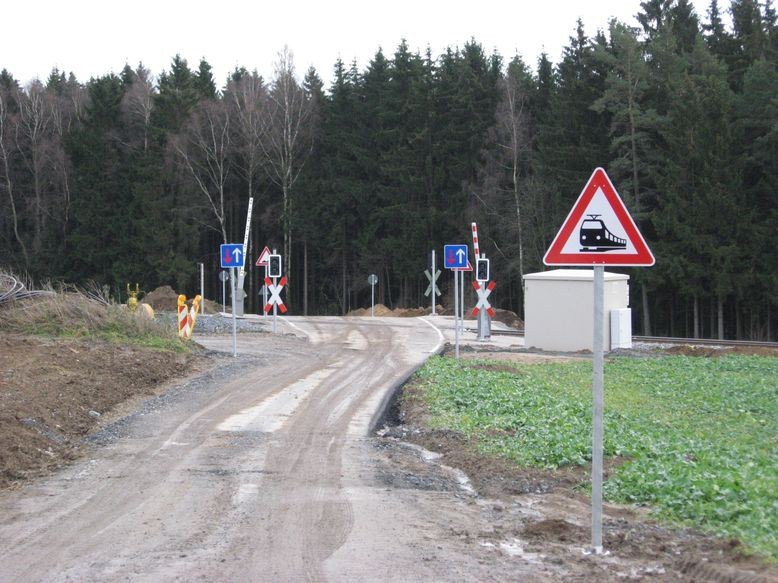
[414,355,778,559]
[0,288,188,353]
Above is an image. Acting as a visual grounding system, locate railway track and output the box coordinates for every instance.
[473,328,778,349]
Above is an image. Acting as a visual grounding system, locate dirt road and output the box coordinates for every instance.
[0,316,508,582]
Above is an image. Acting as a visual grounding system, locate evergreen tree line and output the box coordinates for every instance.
[0,0,775,340]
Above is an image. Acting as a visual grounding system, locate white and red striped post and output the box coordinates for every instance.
[471,222,491,341]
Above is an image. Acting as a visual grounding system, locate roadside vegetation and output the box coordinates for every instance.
[413,355,778,559]
[0,276,186,352]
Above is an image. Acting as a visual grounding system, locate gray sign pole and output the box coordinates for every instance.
[272,249,278,334]
[431,250,436,315]
[199,263,205,314]
[460,270,465,334]
[263,266,268,319]
[454,268,460,359]
[230,268,238,358]
[272,275,278,334]
[221,271,227,313]
[592,265,605,553]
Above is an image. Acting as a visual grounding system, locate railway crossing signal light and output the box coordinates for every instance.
[476,258,490,282]
[268,254,282,278]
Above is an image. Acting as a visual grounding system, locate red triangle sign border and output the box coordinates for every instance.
[255,246,272,267]
[543,167,655,267]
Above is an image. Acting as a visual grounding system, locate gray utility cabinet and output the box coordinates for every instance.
[523,269,630,352]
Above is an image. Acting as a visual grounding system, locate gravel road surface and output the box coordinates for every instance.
[0,316,545,582]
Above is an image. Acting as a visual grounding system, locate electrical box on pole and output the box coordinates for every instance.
[268,254,282,278]
[476,258,490,282]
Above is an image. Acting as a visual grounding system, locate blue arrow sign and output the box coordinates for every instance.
[220,244,245,268]
[443,244,468,269]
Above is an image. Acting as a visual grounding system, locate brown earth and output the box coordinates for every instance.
[142,285,221,313]
[0,334,202,487]
[665,344,778,357]
[382,356,778,583]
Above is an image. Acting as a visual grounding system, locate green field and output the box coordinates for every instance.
[413,354,778,559]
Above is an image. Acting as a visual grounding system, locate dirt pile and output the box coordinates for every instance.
[142,286,180,312]
[348,304,445,317]
[666,344,778,357]
[0,335,199,487]
[142,285,221,314]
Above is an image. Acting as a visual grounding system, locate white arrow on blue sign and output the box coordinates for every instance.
[220,244,245,268]
[443,244,468,269]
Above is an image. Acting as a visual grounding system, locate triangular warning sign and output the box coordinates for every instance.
[255,246,272,267]
[544,168,655,267]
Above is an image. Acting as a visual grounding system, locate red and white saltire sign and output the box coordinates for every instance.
[472,280,496,318]
[543,167,654,266]
[263,276,288,314]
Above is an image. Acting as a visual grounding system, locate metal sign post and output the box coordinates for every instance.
[219,270,228,313]
[262,270,268,318]
[230,268,237,357]
[431,250,437,315]
[592,265,605,553]
[272,275,277,334]
[199,263,205,314]
[368,274,378,316]
[460,271,465,334]
[454,267,459,359]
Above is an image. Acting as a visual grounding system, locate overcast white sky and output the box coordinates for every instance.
[3,0,714,88]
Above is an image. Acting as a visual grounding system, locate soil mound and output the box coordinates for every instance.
[347,304,445,318]
[0,335,197,487]
[143,286,180,312]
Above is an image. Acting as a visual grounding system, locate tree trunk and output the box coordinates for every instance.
[693,295,700,339]
[341,250,346,316]
[0,146,29,268]
[385,265,392,310]
[717,296,725,340]
[641,284,651,336]
[303,240,308,316]
[513,170,525,280]
[283,181,292,311]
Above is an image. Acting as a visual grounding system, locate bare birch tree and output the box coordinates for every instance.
[16,80,52,254]
[494,63,532,279]
[173,99,231,243]
[0,87,29,267]
[121,65,155,152]
[227,71,265,203]
[259,47,316,301]
[48,75,84,243]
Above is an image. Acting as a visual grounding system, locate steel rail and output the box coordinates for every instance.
[467,327,777,348]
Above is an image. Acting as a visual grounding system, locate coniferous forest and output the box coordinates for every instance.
[0,0,776,340]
